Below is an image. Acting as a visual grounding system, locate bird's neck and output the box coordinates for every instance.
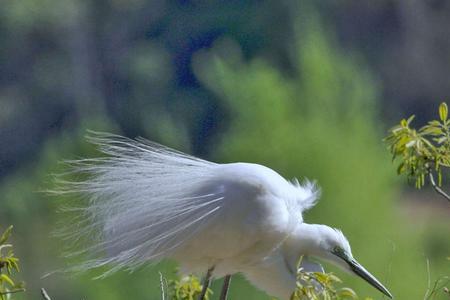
[244,223,328,300]
[281,223,327,271]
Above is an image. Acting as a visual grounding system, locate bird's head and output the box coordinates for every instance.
[287,224,393,298]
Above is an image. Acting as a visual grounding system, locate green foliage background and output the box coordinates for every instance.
[0,1,448,300]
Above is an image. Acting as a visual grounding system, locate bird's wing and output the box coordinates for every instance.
[56,132,224,276]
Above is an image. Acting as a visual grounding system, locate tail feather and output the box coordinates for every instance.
[57,132,223,275]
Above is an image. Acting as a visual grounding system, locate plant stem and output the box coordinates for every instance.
[0,288,26,295]
[428,172,450,202]
[198,266,214,300]
[220,275,232,300]
[41,288,51,300]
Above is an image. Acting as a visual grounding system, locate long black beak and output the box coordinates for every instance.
[348,259,393,298]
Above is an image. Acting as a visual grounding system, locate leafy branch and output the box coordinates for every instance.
[163,268,357,300]
[386,103,450,299]
[163,258,368,300]
[290,257,358,300]
[0,226,25,300]
[385,102,450,201]
[168,274,213,300]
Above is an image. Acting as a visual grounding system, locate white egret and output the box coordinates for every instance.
[60,132,392,299]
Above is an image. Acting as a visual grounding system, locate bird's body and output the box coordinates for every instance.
[60,132,392,299]
[171,162,317,277]
[62,133,317,275]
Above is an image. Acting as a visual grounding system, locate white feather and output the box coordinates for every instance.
[57,132,320,277]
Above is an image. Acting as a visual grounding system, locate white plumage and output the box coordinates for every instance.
[58,132,393,299]
[60,132,318,277]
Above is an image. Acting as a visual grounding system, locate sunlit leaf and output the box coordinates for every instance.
[0,274,14,287]
[338,288,357,299]
[0,227,13,246]
[439,102,448,122]
[406,114,416,125]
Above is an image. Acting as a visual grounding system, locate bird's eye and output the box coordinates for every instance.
[332,246,345,257]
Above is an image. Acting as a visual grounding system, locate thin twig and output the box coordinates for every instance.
[41,288,52,300]
[199,266,214,300]
[0,288,26,295]
[424,258,431,300]
[219,275,232,300]
[428,172,450,202]
[159,272,166,300]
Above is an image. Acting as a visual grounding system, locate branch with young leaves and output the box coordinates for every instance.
[290,257,358,300]
[384,102,450,202]
[162,264,359,300]
[164,274,212,300]
[0,226,25,300]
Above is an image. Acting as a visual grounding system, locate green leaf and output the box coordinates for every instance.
[439,102,448,122]
[313,272,331,284]
[406,114,416,125]
[338,287,358,299]
[435,137,447,144]
[428,120,442,127]
[420,125,442,136]
[0,226,13,246]
[405,140,416,148]
[396,162,405,175]
[0,274,15,287]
